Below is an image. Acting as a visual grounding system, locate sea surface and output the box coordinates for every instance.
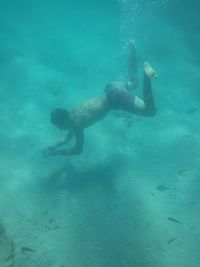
[0,0,200,266]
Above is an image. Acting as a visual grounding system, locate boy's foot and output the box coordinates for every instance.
[143,61,157,79]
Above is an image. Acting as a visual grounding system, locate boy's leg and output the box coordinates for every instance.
[127,40,138,90]
[134,62,157,117]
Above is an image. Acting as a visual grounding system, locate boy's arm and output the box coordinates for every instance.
[50,130,74,149]
[42,130,74,156]
[44,129,84,156]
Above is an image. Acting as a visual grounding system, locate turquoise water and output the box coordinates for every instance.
[0,0,200,266]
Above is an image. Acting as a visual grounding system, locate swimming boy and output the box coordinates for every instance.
[43,41,157,156]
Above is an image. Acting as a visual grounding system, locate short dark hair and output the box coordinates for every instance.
[50,108,70,126]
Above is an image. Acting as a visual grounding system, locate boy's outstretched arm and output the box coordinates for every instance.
[42,129,74,156]
[43,129,84,156]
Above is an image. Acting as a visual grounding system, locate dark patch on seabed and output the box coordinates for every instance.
[42,155,126,195]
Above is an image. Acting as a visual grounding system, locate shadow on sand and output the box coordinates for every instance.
[40,155,127,195]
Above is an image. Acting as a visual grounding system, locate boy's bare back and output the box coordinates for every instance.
[70,95,111,129]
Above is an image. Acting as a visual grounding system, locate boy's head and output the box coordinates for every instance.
[50,108,72,129]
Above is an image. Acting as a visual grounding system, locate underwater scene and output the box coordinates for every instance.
[0,0,200,266]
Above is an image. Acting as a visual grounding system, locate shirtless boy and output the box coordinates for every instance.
[43,41,157,156]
